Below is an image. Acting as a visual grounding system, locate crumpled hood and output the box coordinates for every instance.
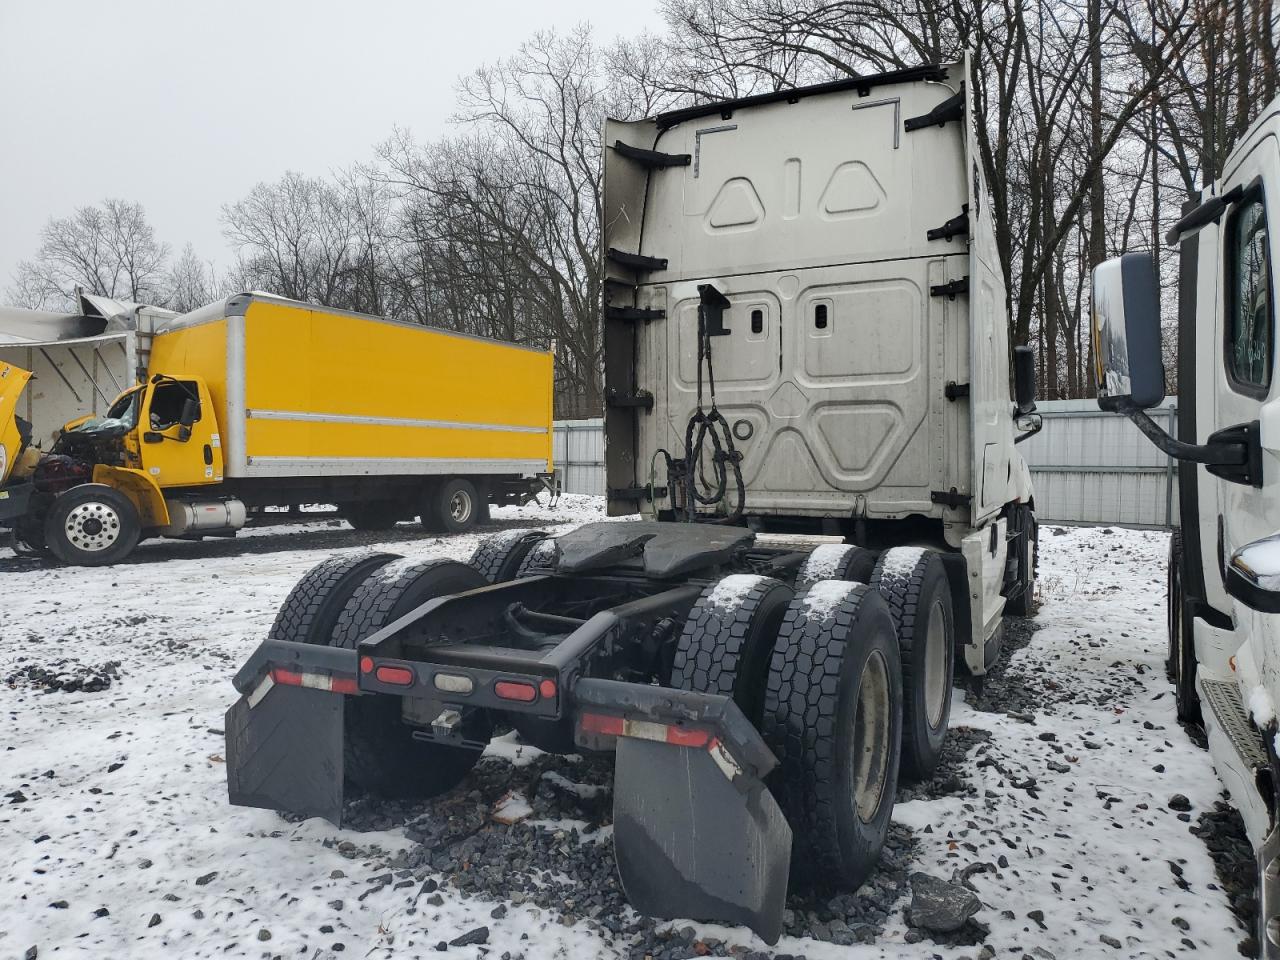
[0,361,33,484]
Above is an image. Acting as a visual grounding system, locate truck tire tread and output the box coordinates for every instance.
[762,583,902,890]
[672,575,793,724]
[467,528,550,583]
[268,552,402,646]
[871,548,954,782]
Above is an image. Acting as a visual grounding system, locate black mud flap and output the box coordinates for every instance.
[613,738,791,943]
[225,640,355,826]
[576,677,793,944]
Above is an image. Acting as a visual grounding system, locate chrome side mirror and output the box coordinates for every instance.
[1091,252,1165,411]
[1226,532,1280,613]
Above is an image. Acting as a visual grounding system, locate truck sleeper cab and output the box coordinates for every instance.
[226,59,1038,944]
[0,292,555,565]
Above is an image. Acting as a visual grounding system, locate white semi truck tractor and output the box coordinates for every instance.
[1091,95,1280,955]
[225,56,1039,943]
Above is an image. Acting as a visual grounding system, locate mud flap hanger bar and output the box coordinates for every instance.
[232,638,359,696]
[572,677,777,786]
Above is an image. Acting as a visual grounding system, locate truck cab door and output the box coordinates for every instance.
[138,376,223,487]
[1211,134,1279,662]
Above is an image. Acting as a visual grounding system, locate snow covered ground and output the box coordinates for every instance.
[0,504,1247,959]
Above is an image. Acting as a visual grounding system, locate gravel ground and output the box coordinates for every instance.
[0,509,1253,959]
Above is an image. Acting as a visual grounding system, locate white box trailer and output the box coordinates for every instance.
[0,296,175,449]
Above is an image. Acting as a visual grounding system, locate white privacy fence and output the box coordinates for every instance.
[553,400,1179,528]
[553,419,606,497]
[1016,398,1178,528]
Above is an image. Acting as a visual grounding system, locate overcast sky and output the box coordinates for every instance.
[0,0,661,294]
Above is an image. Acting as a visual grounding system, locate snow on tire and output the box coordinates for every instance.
[330,557,490,799]
[870,547,955,782]
[514,537,558,577]
[268,552,402,646]
[467,528,550,583]
[795,543,879,589]
[672,574,794,724]
[762,581,902,890]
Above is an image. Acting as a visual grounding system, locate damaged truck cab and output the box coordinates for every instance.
[225,58,1037,944]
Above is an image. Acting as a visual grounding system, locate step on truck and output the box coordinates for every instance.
[0,293,554,564]
[226,56,1039,943]
[1090,93,1280,955]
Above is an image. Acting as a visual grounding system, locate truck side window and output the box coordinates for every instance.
[149,381,200,431]
[1225,189,1272,394]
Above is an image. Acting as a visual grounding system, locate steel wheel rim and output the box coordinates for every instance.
[64,501,122,552]
[449,489,473,524]
[852,648,892,823]
[924,598,948,727]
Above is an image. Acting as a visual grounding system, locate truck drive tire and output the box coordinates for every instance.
[331,558,489,798]
[421,478,481,534]
[1168,530,1202,724]
[343,500,403,531]
[796,543,879,589]
[762,582,902,890]
[515,537,558,577]
[44,484,142,566]
[467,529,550,583]
[673,575,795,724]
[871,548,955,782]
[268,552,403,646]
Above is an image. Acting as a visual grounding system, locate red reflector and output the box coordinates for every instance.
[580,712,624,736]
[359,656,374,674]
[271,668,303,686]
[375,665,415,686]
[331,677,359,695]
[538,678,557,699]
[495,680,537,702]
[666,725,710,748]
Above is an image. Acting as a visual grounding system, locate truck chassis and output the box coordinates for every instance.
[226,519,1026,941]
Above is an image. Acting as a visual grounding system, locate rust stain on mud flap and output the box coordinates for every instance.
[225,639,354,826]
[575,679,791,944]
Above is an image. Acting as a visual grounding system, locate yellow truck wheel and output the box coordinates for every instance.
[421,478,480,534]
[44,484,141,566]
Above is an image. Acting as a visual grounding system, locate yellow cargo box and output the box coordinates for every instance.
[150,294,553,480]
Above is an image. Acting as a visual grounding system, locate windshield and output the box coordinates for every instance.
[71,388,141,435]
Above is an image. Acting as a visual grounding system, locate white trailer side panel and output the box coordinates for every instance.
[0,333,135,449]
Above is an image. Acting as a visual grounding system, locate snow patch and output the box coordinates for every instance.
[879,545,927,580]
[799,543,853,581]
[706,573,767,610]
[801,579,858,620]
[1250,685,1277,727]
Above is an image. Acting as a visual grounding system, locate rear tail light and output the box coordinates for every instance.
[494,680,538,702]
[538,678,557,699]
[579,711,710,748]
[375,665,415,686]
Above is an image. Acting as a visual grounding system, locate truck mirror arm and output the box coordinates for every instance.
[1164,184,1243,246]
[1116,401,1262,486]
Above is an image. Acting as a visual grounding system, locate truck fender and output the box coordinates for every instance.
[91,465,170,528]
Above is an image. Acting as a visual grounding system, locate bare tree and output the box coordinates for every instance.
[9,199,170,310]
[165,243,221,314]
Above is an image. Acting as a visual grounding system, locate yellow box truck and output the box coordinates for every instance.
[0,293,554,564]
